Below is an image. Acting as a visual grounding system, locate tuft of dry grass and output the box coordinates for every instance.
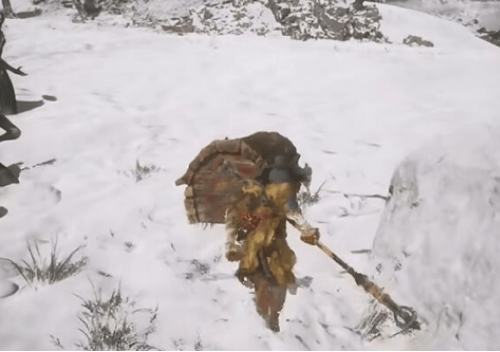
[126,160,159,182]
[76,285,158,351]
[1,239,87,288]
[297,181,326,210]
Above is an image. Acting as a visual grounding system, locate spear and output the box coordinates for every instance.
[263,210,421,334]
[316,240,420,331]
[288,209,420,331]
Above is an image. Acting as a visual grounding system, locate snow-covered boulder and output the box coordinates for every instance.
[373,126,500,349]
[268,0,387,41]
[159,0,387,41]
[161,0,280,36]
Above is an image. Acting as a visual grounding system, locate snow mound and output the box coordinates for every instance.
[373,126,500,350]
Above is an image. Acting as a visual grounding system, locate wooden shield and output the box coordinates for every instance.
[176,138,264,224]
[176,132,300,224]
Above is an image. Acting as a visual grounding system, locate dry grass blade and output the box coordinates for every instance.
[127,160,159,183]
[298,180,327,209]
[51,245,85,284]
[76,286,159,350]
[3,239,88,288]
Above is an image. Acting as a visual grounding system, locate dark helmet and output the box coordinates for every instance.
[242,131,312,187]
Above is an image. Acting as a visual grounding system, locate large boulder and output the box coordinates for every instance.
[161,0,387,42]
[372,126,500,349]
[162,0,280,36]
[268,0,387,41]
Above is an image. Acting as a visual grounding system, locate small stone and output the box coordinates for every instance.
[402,35,434,47]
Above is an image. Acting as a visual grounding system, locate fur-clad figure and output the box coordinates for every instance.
[176,132,319,332]
[225,164,319,332]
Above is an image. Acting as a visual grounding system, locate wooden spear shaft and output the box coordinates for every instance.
[316,240,420,331]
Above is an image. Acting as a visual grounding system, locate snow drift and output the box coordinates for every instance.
[373,125,500,350]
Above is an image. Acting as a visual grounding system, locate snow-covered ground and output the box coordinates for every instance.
[0,1,500,350]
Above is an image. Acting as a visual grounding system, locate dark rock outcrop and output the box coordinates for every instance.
[267,0,387,42]
[162,0,280,36]
[402,35,434,47]
[477,27,500,48]
[161,0,387,43]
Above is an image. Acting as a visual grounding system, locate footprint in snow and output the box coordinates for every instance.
[11,182,62,213]
[0,258,20,299]
[0,280,18,299]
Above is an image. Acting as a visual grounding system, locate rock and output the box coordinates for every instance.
[402,35,434,47]
[160,0,387,42]
[318,5,351,41]
[477,28,500,48]
[162,0,280,36]
[62,0,74,8]
[268,0,387,42]
[350,3,385,41]
[373,126,500,349]
[84,0,102,18]
[161,17,196,34]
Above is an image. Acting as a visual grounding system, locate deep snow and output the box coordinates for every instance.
[0,1,500,350]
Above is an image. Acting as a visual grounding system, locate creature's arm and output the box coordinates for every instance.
[0,59,27,76]
[224,207,246,261]
[285,209,320,245]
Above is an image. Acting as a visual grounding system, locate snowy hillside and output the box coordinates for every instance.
[1,1,500,350]
[387,0,500,31]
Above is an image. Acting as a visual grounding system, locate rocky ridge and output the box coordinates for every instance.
[159,0,388,42]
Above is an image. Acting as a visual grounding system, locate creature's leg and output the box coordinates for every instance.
[0,113,21,143]
[258,249,274,281]
[264,220,297,288]
[0,69,18,115]
[249,270,287,332]
[239,226,268,276]
[268,236,296,288]
[268,284,286,332]
[0,162,20,187]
